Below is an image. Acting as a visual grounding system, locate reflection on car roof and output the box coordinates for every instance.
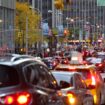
[56,64,95,69]
[52,71,80,76]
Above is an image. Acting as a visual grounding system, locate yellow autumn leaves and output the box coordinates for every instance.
[15,2,42,47]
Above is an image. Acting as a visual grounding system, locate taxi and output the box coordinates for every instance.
[52,71,94,105]
[54,63,105,105]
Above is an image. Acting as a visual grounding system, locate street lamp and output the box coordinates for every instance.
[0,19,2,23]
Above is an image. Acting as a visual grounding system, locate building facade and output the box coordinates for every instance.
[0,0,16,53]
[30,0,53,28]
[63,0,105,40]
[30,0,63,29]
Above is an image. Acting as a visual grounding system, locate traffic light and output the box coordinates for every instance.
[64,29,69,36]
[54,0,64,10]
[64,29,67,36]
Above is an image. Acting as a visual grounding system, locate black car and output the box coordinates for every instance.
[0,54,64,105]
[52,71,94,105]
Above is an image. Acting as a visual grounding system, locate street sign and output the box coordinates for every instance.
[42,22,49,36]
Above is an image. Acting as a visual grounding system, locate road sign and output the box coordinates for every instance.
[42,22,49,36]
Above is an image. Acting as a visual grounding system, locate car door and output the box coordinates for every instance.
[24,63,64,105]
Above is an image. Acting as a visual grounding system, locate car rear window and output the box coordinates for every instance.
[0,65,19,88]
[52,73,73,86]
[76,69,91,79]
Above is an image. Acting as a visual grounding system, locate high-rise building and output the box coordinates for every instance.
[30,0,63,29]
[17,0,29,2]
[30,0,52,28]
[63,0,105,40]
[0,0,16,53]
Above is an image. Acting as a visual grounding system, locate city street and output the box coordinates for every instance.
[0,0,105,105]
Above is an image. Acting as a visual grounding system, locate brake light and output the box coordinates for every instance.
[17,94,29,104]
[98,64,102,67]
[52,61,57,66]
[95,63,102,67]
[91,76,96,85]
[67,92,75,104]
[63,60,68,64]
[1,91,31,105]
[5,96,14,104]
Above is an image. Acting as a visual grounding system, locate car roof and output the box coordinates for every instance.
[0,54,34,61]
[55,64,95,70]
[0,54,46,67]
[52,71,81,76]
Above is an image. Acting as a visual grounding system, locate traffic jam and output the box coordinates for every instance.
[0,49,105,105]
[42,49,105,105]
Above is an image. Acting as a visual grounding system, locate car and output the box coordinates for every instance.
[54,64,105,105]
[0,54,65,105]
[96,52,105,59]
[86,57,105,73]
[51,71,94,105]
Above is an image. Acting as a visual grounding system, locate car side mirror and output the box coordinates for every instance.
[60,80,70,88]
[87,84,96,89]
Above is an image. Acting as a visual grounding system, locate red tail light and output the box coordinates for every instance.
[95,63,102,67]
[91,76,96,85]
[67,92,75,104]
[98,64,102,67]
[5,96,14,104]
[0,91,32,105]
[52,61,57,66]
[17,92,31,104]
[64,60,68,64]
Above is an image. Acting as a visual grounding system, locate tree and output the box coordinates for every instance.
[15,2,42,50]
[54,0,64,10]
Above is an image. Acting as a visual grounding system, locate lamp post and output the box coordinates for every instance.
[25,16,28,55]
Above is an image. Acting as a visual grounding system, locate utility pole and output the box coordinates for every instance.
[32,0,35,12]
[26,16,28,55]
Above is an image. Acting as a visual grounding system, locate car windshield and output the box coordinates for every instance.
[52,73,73,87]
[0,65,19,88]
